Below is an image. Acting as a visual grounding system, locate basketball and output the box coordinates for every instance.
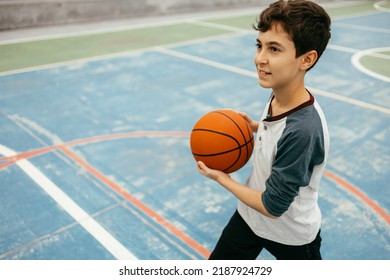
[190,109,254,173]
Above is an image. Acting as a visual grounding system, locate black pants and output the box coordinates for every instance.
[209,210,322,260]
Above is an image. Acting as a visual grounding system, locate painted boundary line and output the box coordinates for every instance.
[0,7,260,45]
[0,1,384,74]
[5,37,383,116]
[0,130,211,260]
[0,1,380,45]
[1,131,389,226]
[155,47,390,114]
[324,170,390,225]
[351,47,390,83]
[0,144,137,260]
[333,22,390,34]
[374,1,390,12]
[0,31,244,77]
[59,144,211,259]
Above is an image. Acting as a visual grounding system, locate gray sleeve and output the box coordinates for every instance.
[262,112,325,217]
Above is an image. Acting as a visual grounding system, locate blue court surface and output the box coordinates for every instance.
[0,1,389,260]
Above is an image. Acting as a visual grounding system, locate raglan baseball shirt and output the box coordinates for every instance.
[238,92,330,245]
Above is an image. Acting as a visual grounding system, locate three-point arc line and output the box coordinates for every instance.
[0,131,389,259]
[59,144,211,259]
[323,170,390,224]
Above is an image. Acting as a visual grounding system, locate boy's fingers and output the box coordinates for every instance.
[197,161,206,173]
[197,161,207,170]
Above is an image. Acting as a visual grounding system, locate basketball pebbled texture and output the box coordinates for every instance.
[190,109,254,173]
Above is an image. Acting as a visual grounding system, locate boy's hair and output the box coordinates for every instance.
[254,0,331,70]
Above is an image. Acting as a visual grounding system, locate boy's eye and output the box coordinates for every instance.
[255,43,262,49]
[270,47,280,52]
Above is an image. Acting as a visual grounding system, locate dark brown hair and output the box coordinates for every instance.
[254,0,331,70]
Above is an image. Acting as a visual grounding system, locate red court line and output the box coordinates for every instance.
[0,131,211,259]
[59,145,210,259]
[1,130,388,233]
[0,131,190,169]
[66,131,190,146]
[324,170,390,224]
[0,145,58,169]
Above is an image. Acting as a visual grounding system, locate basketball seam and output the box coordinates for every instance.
[191,127,240,158]
[192,128,240,144]
[191,136,253,157]
[213,111,250,172]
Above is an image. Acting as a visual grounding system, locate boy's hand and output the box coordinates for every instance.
[221,109,258,132]
[196,161,231,183]
[237,111,259,132]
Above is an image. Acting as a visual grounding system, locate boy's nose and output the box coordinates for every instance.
[254,50,268,65]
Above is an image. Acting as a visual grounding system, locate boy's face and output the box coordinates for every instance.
[254,23,305,92]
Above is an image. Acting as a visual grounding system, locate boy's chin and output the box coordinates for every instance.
[258,80,271,89]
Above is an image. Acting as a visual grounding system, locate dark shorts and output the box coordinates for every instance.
[209,210,322,260]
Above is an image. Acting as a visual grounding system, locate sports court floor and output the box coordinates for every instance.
[0,1,389,260]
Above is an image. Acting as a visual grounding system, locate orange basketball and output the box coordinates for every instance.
[190,109,254,173]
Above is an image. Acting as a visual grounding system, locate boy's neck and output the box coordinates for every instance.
[270,83,310,117]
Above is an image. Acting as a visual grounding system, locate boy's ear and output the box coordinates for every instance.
[300,50,318,70]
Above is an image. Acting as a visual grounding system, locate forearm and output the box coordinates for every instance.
[197,161,276,218]
[217,176,277,219]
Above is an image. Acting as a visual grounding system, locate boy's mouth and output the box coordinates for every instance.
[258,69,271,77]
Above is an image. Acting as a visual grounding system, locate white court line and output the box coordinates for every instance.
[0,144,137,260]
[186,19,251,34]
[1,8,388,113]
[327,44,390,60]
[0,31,247,77]
[333,22,390,34]
[306,87,390,114]
[155,47,390,115]
[156,47,257,78]
[374,1,390,12]
[0,7,260,45]
[351,47,390,83]
[1,33,388,114]
[327,44,359,54]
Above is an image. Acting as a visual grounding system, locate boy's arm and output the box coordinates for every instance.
[197,161,277,219]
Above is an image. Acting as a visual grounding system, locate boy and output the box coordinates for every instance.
[197,0,331,260]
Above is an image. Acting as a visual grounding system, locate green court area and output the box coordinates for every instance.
[0,24,230,72]
[360,50,390,77]
[0,1,382,73]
